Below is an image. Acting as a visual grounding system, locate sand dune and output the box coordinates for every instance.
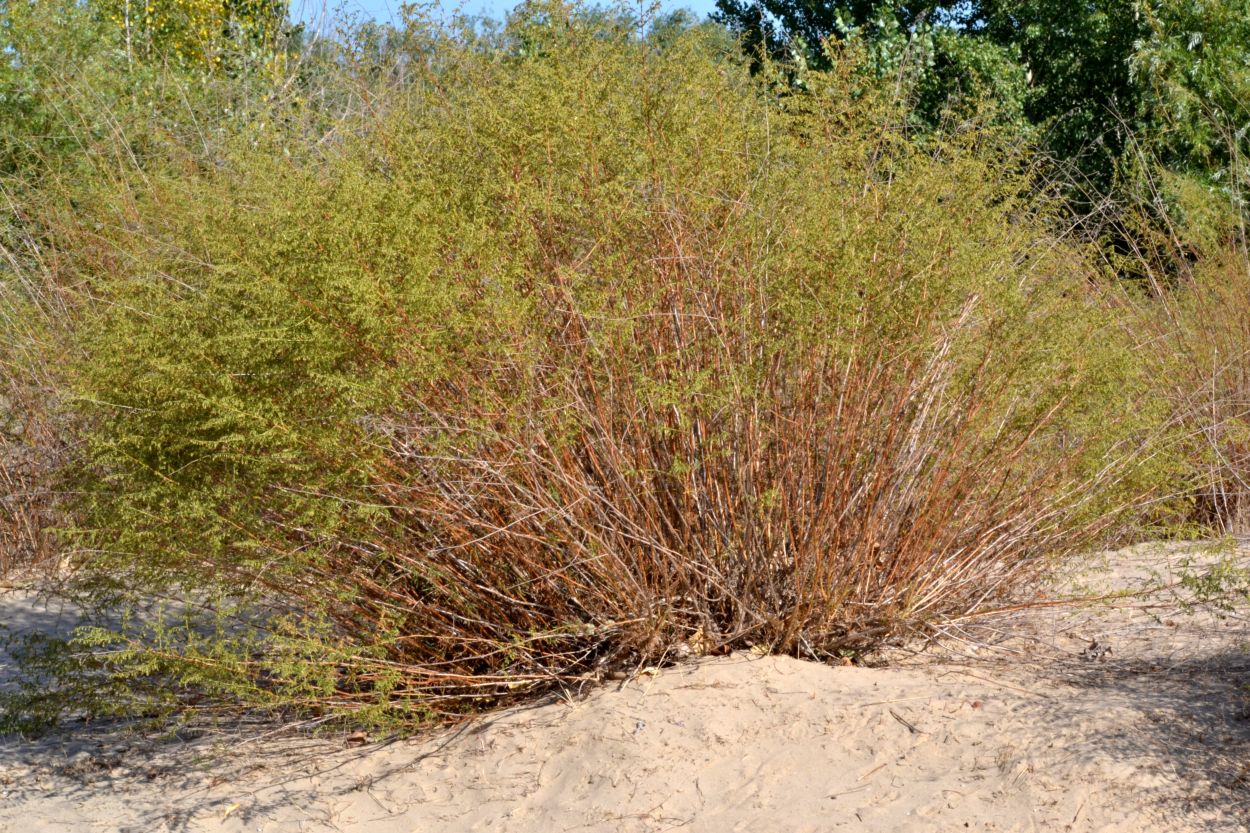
[2,543,1249,832]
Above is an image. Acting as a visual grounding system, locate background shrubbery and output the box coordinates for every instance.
[0,0,1247,729]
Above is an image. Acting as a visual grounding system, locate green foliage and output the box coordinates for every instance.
[1178,554,1250,615]
[915,28,1028,130]
[1137,245,1250,530]
[88,0,287,67]
[715,0,1250,230]
[0,0,305,186]
[0,0,360,582]
[1132,0,1250,180]
[714,1,1028,134]
[0,0,117,175]
[976,0,1145,195]
[58,150,471,593]
[712,0,940,72]
[1128,0,1250,245]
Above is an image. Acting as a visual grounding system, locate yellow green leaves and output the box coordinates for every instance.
[94,0,286,67]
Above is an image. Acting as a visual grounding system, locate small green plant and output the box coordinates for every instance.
[1174,548,1250,616]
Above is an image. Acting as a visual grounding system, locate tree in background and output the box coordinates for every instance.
[968,0,1145,197]
[1129,0,1250,249]
[0,0,299,179]
[714,0,1250,239]
[711,0,939,68]
[91,0,287,67]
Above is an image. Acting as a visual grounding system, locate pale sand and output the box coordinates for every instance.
[2,542,1249,832]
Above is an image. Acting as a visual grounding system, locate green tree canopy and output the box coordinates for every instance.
[714,0,1250,229]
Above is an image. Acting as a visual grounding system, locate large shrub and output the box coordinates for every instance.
[7,6,1177,725]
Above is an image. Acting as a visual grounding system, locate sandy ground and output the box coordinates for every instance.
[2,542,1250,832]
